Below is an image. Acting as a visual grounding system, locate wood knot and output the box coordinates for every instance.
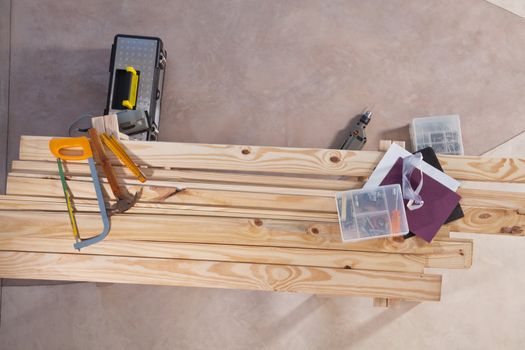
[253,219,263,227]
[241,148,250,155]
[478,213,491,219]
[344,265,352,269]
[330,156,340,163]
[459,249,464,256]
[500,226,523,234]
[310,227,320,235]
[392,236,405,243]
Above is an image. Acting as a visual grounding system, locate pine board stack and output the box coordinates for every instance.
[0,135,523,304]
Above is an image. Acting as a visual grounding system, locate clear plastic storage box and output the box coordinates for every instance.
[335,184,409,243]
[409,115,464,155]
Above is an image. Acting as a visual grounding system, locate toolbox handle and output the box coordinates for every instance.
[49,136,93,160]
[122,66,139,109]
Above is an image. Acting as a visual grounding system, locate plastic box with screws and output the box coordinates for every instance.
[335,184,409,242]
[409,115,464,155]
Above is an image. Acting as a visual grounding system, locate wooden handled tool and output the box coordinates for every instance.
[88,128,122,198]
[100,133,146,183]
[88,128,140,214]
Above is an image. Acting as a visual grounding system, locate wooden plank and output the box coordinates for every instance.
[6,175,337,213]
[8,173,525,213]
[7,175,524,235]
[373,297,389,307]
[379,140,392,151]
[10,160,361,191]
[458,187,525,210]
[447,207,525,236]
[0,251,442,300]
[21,136,525,182]
[0,195,337,222]
[9,171,338,197]
[20,136,384,177]
[0,237,426,273]
[91,116,106,134]
[0,210,474,257]
[0,197,474,269]
[437,154,525,183]
[373,297,401,307]
[423,237,473,268]
[434,226,451,239]
[103,114,120,139]
[11,162,525,210]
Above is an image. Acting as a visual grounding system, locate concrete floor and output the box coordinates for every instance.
[1,0,525,349]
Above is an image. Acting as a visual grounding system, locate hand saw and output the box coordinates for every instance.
[49,136,111,250]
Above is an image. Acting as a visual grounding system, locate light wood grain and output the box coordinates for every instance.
[91,116,105,134]
[0,237,427,273]
[103,114,120,139]
[438,154,525,182]
[0,210,473,258]
[458,187,525,210]
[10,172,525,215]
[20,136,383,177]
[0,195,337,222]
[14,161,525,210]
[423,237,473,268]
[11,160,361,191]
[447,207,525,236]
[7,175,523,237]
[9,171,338,197]
[6,175,337,212]
[21,136,525,182]
[379,140,392,151]
[0,251,442,300]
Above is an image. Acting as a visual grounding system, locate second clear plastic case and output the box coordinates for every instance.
[335,184,409,242]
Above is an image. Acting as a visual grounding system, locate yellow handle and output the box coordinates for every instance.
[49,137,93,160]
[101,133,147,183]
[122,66,139,109]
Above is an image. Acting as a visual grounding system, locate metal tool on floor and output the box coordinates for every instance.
[88,128,141,215]
[340,110,373,150]
[49,136,111,250]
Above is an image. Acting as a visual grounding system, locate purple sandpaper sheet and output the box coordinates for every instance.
[380,157,461,242]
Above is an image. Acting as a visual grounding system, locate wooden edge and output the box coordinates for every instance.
[0,194,338,222]
[424,239,473,269]
[446,207,525,236]
[0,251,443,301]
[0,237,427,273]
[10,160,362,191]
[103,114,120,139]
[9,169,525,212]
[373,297,389,307]
[373,297,402,307]
[19,135,525,182]
[5,175,338,213]
[0,210,477,256]
[10,162,525,211]
[91,116,106,134]
[379,140,392,152]
[7,171,338,198]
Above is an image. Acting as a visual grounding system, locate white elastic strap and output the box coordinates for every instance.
[402,153,424,211]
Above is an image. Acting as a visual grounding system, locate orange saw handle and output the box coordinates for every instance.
[49,137,93,161]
